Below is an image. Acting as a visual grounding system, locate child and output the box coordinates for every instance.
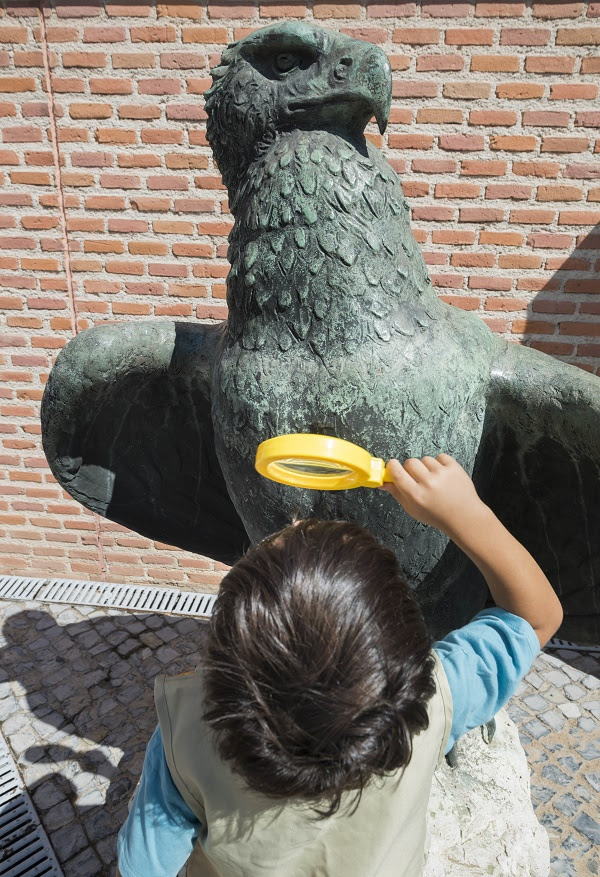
[117,453,563,877]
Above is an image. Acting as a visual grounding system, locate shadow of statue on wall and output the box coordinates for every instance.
[519,222,600,377]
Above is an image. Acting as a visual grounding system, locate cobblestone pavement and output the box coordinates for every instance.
[0,598,597,877]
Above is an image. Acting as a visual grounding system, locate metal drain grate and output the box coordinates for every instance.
[0,734,63,876]
[547,637,600,655]
[0,575,217,619]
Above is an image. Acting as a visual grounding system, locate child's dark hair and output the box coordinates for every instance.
[202,519,435,818]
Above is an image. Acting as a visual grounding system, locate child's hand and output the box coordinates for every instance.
[381,454,486,536]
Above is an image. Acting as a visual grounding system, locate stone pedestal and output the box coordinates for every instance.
[425,709,550,877]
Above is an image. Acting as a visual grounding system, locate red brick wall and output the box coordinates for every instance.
[1,0,599,587]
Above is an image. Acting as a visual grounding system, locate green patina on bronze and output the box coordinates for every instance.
[42,23,600,643]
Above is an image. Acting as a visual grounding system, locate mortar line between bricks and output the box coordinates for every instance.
[38,1,109,580]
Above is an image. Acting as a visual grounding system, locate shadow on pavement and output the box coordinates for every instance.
[0,606,209,876]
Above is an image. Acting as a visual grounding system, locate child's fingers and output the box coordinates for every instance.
[402,457,430,482]
[421,456,441,472]
[436,453,454,466]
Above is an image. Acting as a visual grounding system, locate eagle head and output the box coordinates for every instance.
[205,22,391,194]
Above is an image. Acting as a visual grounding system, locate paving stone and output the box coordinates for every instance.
[51,821,88,863]
[523,694,549,711]
[557,702,581,719]
[63,846,104,877]
[577,741,600,761]
[573,811,600,846]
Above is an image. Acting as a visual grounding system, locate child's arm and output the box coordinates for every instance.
[382,454,564,647]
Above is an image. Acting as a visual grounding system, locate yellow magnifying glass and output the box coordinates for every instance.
[255,434,394,491]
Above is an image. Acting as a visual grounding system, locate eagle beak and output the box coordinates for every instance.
[357,46,392,135]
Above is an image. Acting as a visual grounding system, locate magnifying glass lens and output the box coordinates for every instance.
[276,458,354,477]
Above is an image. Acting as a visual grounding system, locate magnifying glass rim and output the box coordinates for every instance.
[255,434,377,490]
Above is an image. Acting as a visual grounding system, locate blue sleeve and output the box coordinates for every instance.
[117,725,201,877]
[433,608,540,754]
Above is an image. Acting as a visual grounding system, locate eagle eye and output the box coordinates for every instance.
[274,52,298,73]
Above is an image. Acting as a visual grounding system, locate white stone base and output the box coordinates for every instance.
[424,709,550,877]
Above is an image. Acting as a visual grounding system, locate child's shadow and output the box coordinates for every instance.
[0,607,209,873]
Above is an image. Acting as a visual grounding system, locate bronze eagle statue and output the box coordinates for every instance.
[42,22,600,644]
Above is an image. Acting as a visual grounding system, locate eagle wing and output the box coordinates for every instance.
[41,320,249,566]
[485,341,600,645]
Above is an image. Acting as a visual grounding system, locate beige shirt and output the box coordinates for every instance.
[155,652,452,877]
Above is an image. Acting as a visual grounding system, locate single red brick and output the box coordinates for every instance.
[50,77,86,94]
[497,82,545,100]
[445,28,494,45]
[513,160,560,178]
[533,2,584,17]
[181,26,228,43]
[470,54,519,72]
[556,27,600,44]
[366,3,417,15]
[149,263,189,277]
[106,259,144,275]
[440,133,485,151]
[118,153,161,168]
[166,104,206,122]
[387,109,411,126]
[469,109,518,126]
[130,195,171,211]
[532,299,576,314]
[564,279,600,293]
[388,55,411,72]
[172,243,213,257]
[484,296,528,310]
[510,207,555,223]
[435,182,481,198]
[502,27,550,45]
[451,252,495,267]
[62,51,106,67]
[460,159,508,176]
[111,52,155,69]
[411,206,457,221]
[527,232,573,248]
[3,125,42,142]
[438,295,480,310]
[491,135,537,151]
[160,51,206,69]
[393,28,440,44]
[522,110,571,127]
[460,207,505,222]
[141,129,184,145]
[560,322,600,336]
[128,242,169,256]
[475,2,526,15]
[389,133,435,149]
[564,162,600,179]
[90,78,133,95]
[71,150,112,167]
[432,230,477,245]
[541,137,589,152]
[537,185,583,201]
[545,255,590,270]
[576,111,600,127]
[444,82,491,100]
[416,54,463,72]
[130,25,177,42]
[412,158,457,173]
[498,254,543,269]
[138,78,181,95]
[70,103,112,120]
[559,209,600,224]
[479,229,523,247]
[422,2,472,15]
[99,173,141,189]
[83,25,126,42]
[525,55,575,73]
[393,81,439,98]
[486,183,532,199]
[551,84,598,100]
[581,57,600,73]
[417,109,463,125]
[470,276,513,291]
[155,302,194,316]
[96,129,137,144]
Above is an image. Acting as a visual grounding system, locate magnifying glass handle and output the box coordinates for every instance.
[382,464,394,484]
